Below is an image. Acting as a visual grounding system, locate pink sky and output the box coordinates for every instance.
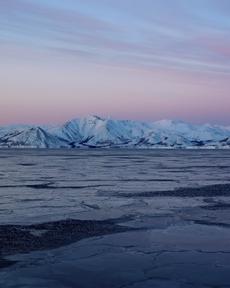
[1,0,230,125]
[1,56,229,125]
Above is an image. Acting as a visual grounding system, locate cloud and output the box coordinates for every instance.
[1,0,230,75]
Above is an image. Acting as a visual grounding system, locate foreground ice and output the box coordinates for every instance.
[0,149,230,287]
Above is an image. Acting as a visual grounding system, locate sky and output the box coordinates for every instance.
[0,0,230,125]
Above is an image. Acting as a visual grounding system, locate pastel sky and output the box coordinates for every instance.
[1,0,230,125]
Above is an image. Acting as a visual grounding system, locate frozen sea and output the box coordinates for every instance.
[0,149,230,288]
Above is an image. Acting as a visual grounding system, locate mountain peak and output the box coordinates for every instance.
[154,119,189,126]
[85,115,105,121]
[0,117,230,148]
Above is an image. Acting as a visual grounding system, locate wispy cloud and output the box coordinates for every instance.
[0,0,230,125]
[1,0,230,74]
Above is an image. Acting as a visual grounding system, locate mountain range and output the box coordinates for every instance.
[0,115,230,148]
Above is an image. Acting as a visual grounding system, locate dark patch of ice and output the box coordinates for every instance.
[114,183,230,198]
[0,217,133,269]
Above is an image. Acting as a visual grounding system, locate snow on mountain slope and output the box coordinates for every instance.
[152,120,229,142]
[0,125,32,137]
[0,116,229,148]
[54,116,153,147]
[0,127,69,148]
[75,116,151,146]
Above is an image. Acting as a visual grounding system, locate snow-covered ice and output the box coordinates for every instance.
[0,149,230,287]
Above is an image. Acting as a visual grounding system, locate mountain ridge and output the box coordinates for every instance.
[0,115,229,149]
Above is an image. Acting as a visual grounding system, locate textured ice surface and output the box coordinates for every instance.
[0,149,230,287]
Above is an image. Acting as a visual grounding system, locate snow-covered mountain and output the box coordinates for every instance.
[0,116,229,148]
[0,127,69,148]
